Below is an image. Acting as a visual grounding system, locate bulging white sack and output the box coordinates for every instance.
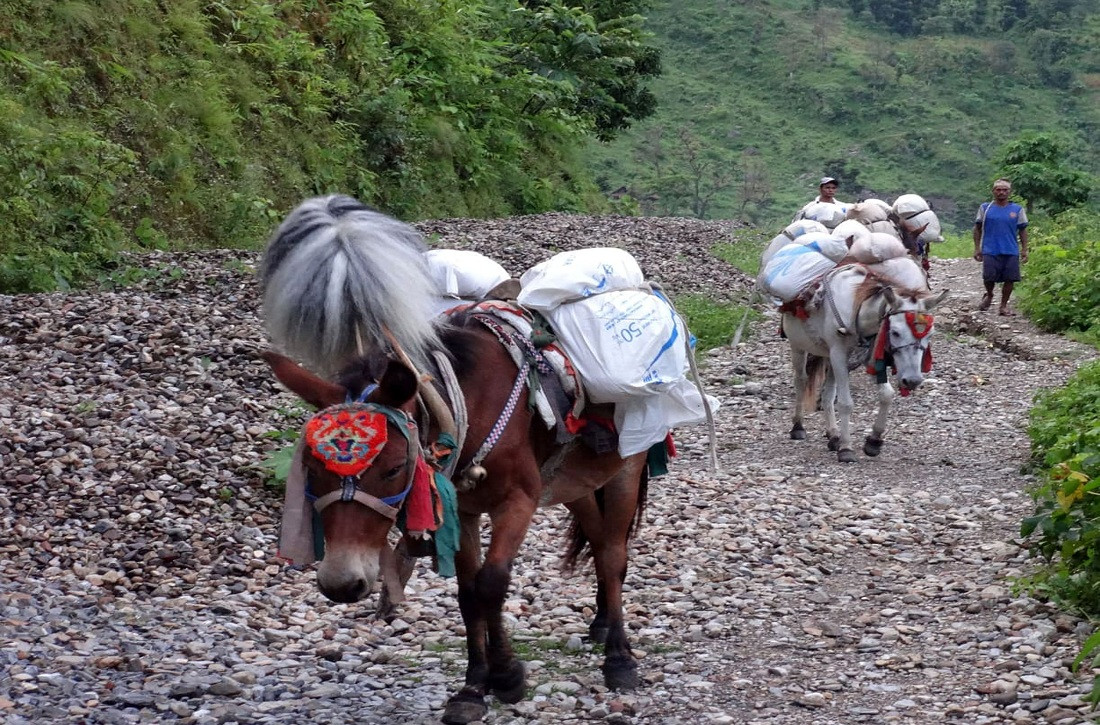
[867,220,900,237]
[903,209,943,244]
[759,244,838,301]
[796,201,849,229]
[867,256,929,291]
[761,220,834,270]
[615,378,719,456]
[518,248,645,311]
[795,232,849,263]
[847,199,891,224]
[832,219,871,247]
[546,289,687,403]
[425,249,510,299]
[849,232,908,263]
[892,193,930,216]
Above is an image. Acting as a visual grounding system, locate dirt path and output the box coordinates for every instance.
[2,226,1098,725]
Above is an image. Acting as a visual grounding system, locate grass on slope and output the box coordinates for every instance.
[588,0,1099,233]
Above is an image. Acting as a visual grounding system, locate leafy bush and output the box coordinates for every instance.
[1017,209,1100,343]
[0,0,660,292]
[1021,360,1100,613]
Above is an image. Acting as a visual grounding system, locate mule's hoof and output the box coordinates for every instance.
[589,623,610,645]
[827,435,840,452]
[837,449,858,463]
[790,424,807,441]
[602,658,640,691]
[488,661,526,704]
[864,437,883,457]
[442,693,487,725]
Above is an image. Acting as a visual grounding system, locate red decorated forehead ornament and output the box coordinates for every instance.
[304,405,388,477]
[905,312,933,339]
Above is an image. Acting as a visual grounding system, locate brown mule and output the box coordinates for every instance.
[260,195,652,724]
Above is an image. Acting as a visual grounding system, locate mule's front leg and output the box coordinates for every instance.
[445,492,537,725]
[481,494,539,704]
[828,347,858,463]
[864,382,895,456]
[443,513,491,725]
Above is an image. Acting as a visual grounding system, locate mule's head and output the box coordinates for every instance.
[880,288,948,393]
[264,351,420,603]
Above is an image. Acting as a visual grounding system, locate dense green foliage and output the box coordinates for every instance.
[1017,209,1100,345]
[1016,207,1100,690]
[1022,361,1100,612]
[995,133,1095,215]
[588,0,1100,229]
[0,0,659,291]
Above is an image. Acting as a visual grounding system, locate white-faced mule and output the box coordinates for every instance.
[781,259,948,462]
[259,195,651,725]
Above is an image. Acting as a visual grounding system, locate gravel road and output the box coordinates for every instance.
[2,213,1097,725]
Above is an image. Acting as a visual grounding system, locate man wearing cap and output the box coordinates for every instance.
[816,177,841,204]
[793,176,848,228]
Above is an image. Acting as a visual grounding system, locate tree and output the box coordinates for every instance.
[656,127,733,219]
[995,133,1094,215]
[738,149,773,217]
[502,0,661,141]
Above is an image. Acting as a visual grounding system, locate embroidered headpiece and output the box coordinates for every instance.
[304,404,388,477]
[905,311,933,339]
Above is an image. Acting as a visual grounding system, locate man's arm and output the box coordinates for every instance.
[973,222,982,261]
[1019,226,1029,261]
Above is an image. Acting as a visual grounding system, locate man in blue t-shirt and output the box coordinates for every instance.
[973,178,1029,316]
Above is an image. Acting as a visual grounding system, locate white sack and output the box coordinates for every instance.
[867,220,901,237]
[849,232,908,263]
[892,193,930,216]
[866,256,929,291]
[546,290,687,403]
[795,232,849,263]
[615,378,719,456]
[902,209,943,244]
[785,219,829,239]
[761,220,834,270]
[518,247,645,311]
[847,200,891,224]
[759,244,838,301]
[425,249,510,299]
[832,219,871,247]
[796,201,849,229]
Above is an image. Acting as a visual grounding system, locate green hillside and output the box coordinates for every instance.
[0,0,659,291]
[587,0,1100,231]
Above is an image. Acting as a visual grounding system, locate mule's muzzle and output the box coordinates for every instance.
[321,580,371,602]
[899,375,923,392]
[320,577,372,604]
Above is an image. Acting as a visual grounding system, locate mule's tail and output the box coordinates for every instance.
[259,194,441,376]
[801,354,828,412]
[562,466,650,572]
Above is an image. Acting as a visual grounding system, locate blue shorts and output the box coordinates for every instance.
[983,254,1020,283]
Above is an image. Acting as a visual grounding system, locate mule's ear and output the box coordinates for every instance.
[882,286,899,307]
[911,222,929,238]
[924,289,950,311]
[263,351,347,409]
[374,359,419,408]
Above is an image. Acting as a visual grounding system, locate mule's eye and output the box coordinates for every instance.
[383,464,404,480]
